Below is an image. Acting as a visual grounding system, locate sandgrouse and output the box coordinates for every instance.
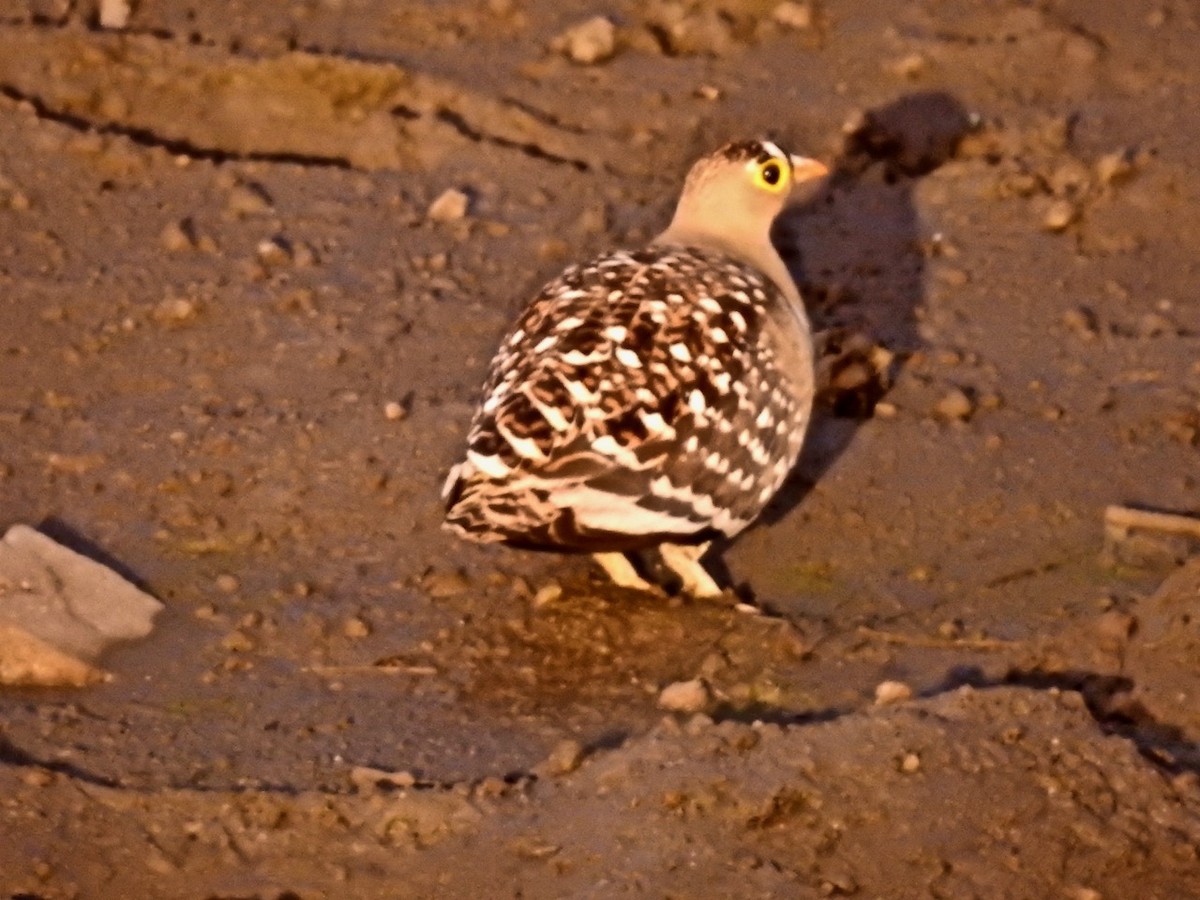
[444,140,827,597]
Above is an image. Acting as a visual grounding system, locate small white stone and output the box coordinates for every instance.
[772,1,813,29]
[256,236,292,266]
[874,401,898,418]
[552,16,617,65]
[874,680,913,705]
[427,188,470,222]
[383,401,407,421]
[98,0,132,29]
[533,582,563,607]
[1042,200,1077,232]
[658,678,711,713]
[934,388,974,421]
[152,296,199,324]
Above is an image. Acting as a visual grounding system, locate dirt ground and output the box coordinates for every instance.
[1,0,1199,897]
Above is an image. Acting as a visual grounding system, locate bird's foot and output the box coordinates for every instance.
[658,542,725,600]
[592,552,663,595]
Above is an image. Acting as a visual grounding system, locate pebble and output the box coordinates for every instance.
[257,236,293,266]
[888,53,928,80]
[1042,200,1077,232]
[900,752,921,773]
[98,0,131,29]
[819,867,858,896]
[532,582,563,608]
[226,182,273,217]
[658,678,711,713]
[1061,306,1099,340]
[934,388,974,421]
[1136,311,1178,339]
[350,766,415,792]
[20,768,55,788]
[475,775,509,798]
[651,7,736,56]
[937,619,963,639]
[292,242,318,268]
[220,630,255,653]
[874,680,914,705]
[1094,610,1136,652]
[160,220,196,252]
[46,452,105,474]
[214,573,240,594]
[1095,150,1135,186]
[537,738,585,776]
[152,296,199,324]
[383,401,407,421]
[552,16,617,65]
[343,617,371,639]
[772,1,814,29]
[511,838,562,860]
[424,570,471,598]
[427,188,470,222]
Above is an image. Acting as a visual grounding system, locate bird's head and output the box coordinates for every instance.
[664,139,828,249]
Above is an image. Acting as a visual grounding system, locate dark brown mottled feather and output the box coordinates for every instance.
[444,243,811,551]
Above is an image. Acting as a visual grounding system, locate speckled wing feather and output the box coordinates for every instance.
[443,245,812,552]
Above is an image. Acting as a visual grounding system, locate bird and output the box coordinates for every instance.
[443,139,828,598]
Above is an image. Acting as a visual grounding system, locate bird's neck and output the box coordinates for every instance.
[652,223,807,325]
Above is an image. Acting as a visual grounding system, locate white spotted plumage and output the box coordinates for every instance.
[444,140,828,592]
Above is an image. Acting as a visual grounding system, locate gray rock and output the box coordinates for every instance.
[0,525,162,685]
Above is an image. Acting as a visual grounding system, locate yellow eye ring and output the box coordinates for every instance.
[752,159,789,193]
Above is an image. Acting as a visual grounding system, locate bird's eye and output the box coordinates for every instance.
[754,160,787,192]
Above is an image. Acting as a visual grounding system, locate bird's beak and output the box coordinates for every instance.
[789,155,829,184]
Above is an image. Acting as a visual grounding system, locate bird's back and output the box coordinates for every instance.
[443,243,814,552]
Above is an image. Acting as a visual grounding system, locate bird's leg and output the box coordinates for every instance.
[659,542,723,599]
[592,552,658,593]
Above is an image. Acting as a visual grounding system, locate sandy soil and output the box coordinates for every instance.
[1,0,1199,896]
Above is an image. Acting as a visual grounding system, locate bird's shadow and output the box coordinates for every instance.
[762,91,974,526]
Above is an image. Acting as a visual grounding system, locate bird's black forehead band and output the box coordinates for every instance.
[718,139,787,166]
